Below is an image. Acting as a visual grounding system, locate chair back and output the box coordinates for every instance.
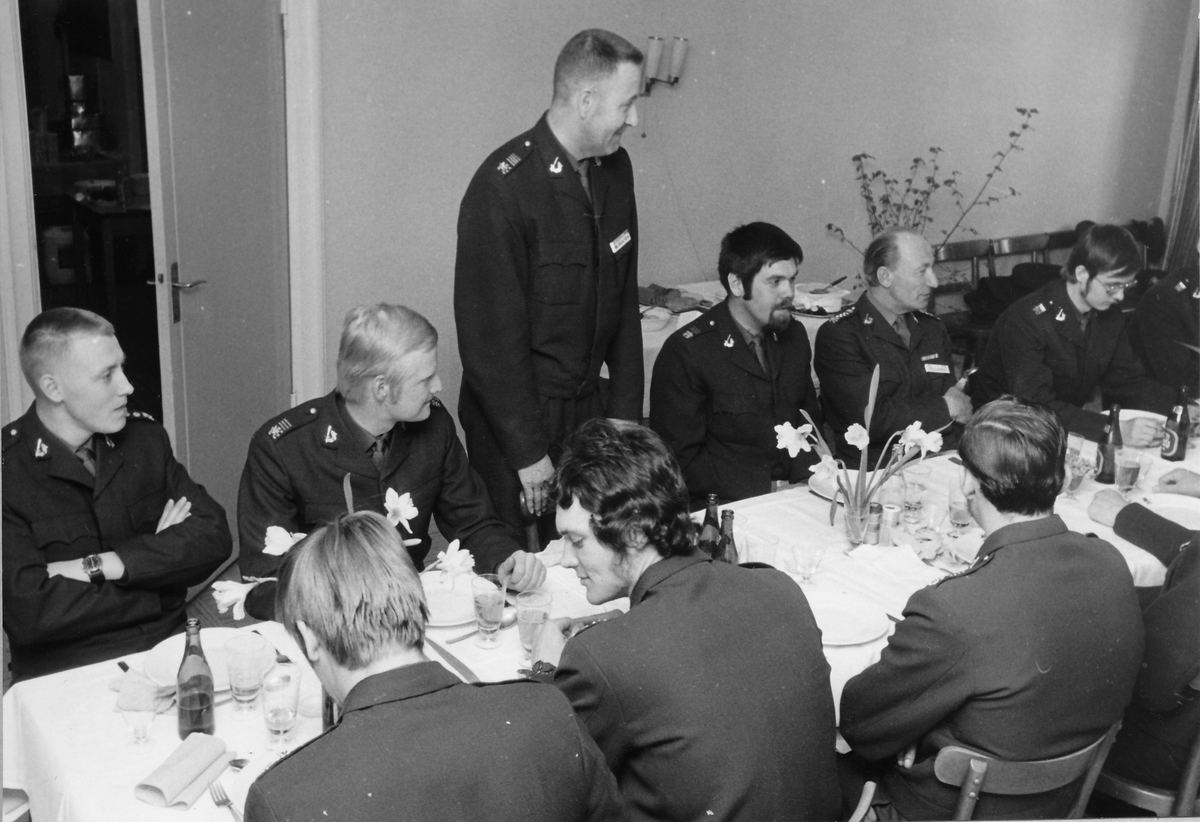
[936,238,993,287]
[933,723,1120,820]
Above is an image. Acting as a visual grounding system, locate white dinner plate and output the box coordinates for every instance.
[1137,493,1200,531]
[422,571,477,627]
[802,590,890,646]
[808,469,863,504]
[142,627,275,691]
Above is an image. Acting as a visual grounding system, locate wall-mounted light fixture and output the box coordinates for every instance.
[642,35,688,95]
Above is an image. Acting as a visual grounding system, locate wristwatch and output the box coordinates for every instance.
[528,660,557,680]
[82,554,104,584]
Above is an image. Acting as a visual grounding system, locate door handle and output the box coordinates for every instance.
[171,279,209,289]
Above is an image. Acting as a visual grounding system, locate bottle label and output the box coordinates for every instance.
[1161,427,1182,459]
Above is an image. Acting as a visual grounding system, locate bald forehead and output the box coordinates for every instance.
[894,232,933,266]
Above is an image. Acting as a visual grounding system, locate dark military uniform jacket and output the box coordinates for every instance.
[814,293,957,463]
[454,113,643,476]
[1128,263,1199,397]
[237,392,519,620]
[245,662,625,822]
[972,278,1176,440]
[649,300,821,506]
[841,516,1144,820]
[2,406,231,681]
[555,554,840,822]
[1105,503,1200,790]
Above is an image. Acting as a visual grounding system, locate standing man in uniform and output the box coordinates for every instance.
[3,308,231,680]
[972,223,1176,443]
[238,304,544,621]
[815,229,970,462]
[455,29,644,545]
[650,222,822,505]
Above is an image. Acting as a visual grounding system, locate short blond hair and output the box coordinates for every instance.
[335,304,437,404]
[19,307,114,392]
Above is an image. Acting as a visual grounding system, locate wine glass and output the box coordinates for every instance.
[1062,454,1095,498]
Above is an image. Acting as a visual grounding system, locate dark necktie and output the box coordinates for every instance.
[577,158,592,203]
[750,335,768,373]
[368,433,390,473]
[893,315,912,349]
[75,441,97,477]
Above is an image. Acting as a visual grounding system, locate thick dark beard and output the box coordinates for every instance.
[764,309,791,334]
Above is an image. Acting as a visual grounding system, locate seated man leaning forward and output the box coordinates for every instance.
[840,397,1144,821]
[244,512,624,822]
[3,308,231,681]
[650,222,822,505]
[815,228,970,463]
[1089,472,1200,792]
[972,223,1176,445]
[532,419,839,822]
[237,304,544,620]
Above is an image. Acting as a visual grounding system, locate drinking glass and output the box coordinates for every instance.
[516,591,552,664]
[1114,448,1146,497]
[226,633,269,715]
[795,545,825,584]
[261,663,300,752]
[948,481,971,532]
[120,707,155,745]
[471,574,508,649]
[902,465,931,524]
[1062,453,1096,498]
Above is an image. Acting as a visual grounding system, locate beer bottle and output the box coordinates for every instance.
[719,510,739,564]
[1096,405,1121,485]
[698,494,721,559]
[1161,387,1191,462]
[177,618,216,738]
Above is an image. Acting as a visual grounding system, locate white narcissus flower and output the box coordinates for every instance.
[385,488,419,533]
[263,526,306,556]
[435,539,475,586]
[900,422,943,456]
[774,422,813,458]
[846,423,871,452]
[808,454,839,475]
[211,580,259,621]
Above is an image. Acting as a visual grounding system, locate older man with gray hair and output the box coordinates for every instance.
[244,512,624,822]
[238,303,544,620]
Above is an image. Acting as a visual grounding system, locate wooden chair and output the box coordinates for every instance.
[987,233,1051,277]
[1092,671,1200,816]
[933,723,1121,820]
[936,238,994,288]
[934,238,995,372]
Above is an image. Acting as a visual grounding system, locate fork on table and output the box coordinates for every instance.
[210,779,242,822]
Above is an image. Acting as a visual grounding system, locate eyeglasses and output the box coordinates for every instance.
[1100,280,1134,295]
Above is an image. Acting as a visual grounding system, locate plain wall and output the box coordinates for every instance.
[317,0,1197,424]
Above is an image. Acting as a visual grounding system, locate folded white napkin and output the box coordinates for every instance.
[135,732,233,809]
[110,669,175,713]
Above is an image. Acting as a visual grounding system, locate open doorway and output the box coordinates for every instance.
[18,0,161,421]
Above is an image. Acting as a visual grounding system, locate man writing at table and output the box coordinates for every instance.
[840,397,1143,820]
[238,304,544,620]
[3,308,231,680]
[455,29,645,548]
[650,222,822,505]
[815,228,971,463]
[1088,470,1200,793]
[532,419,839,822]
[244,511,625,822]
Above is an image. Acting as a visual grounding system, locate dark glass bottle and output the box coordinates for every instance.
[1161,388,1191,462]
[1096,405,1122,485]
[177,618,215,738]
[698,494,721,559]
[719,510,738,564]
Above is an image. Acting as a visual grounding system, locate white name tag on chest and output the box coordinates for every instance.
[609,229,632,254]
[925,363,951,374]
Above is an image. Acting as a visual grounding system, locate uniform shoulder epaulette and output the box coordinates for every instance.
[493,136,534,178]
[934,551,994,587]
[263,404,321,441]
[827,305,856,323]
[127,410,157,423]
[679,314,718,341]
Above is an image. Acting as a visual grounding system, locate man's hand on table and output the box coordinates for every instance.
[1155,468,1200,498]
[942,386,972,423]
[517,455,555,516]
[499,551,547,591]
[1120,418,1164,448]
[1088,489,1130,527]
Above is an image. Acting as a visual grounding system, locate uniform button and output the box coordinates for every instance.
[525,141,531,147]
[310,408,317,414]
[8,429,15,436]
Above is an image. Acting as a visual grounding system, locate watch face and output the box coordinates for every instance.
[83,554,102,577]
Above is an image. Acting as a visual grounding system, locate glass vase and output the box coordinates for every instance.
[844,502,871,547]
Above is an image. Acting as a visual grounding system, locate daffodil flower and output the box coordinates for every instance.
[845,423,871,452]
[385,488,419,533]
[808,454,839,476]
[263,526,306,556]
[774,422,814,458]
[211,580,260,621]
[900,422,943,456]
[434,539,475,587]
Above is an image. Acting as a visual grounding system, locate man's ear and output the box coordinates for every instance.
[576,85,596,119]
[727,275,745,299]
[371,375,393,404]
[295,620,322,665]
[1073,265,1090,287]
[961,470,980,497]
[876,266,894,288]
[38,373,62,402]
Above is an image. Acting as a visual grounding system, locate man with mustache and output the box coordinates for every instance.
[650,222,822,505]
[816,228,970,462]
[3,308,231,680]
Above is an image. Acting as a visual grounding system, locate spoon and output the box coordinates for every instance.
[446,606,517,644]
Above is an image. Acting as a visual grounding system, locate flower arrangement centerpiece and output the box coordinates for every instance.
[775,366,944,544]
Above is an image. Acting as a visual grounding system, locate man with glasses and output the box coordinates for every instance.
[972,223,1175,444]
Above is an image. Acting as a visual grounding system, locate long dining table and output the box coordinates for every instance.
[5,436,1195,821]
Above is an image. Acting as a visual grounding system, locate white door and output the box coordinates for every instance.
[138,0,291,558]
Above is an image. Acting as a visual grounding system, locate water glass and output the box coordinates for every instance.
[948,483,971,532]
[1114,448,1147,497]
[226,633,269,715]
[795,545,825,584]
[1062,454,1095,498]
[902,465,931,524]
[262,663,300,751]
[516,591,552,664]
[120,707,155,745]
[472,574,508,649]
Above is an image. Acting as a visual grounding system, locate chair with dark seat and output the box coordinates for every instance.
[934,238,994,372]
[933,723,1121,820]
[1092,671,1200,817]
[987,233,1051,277]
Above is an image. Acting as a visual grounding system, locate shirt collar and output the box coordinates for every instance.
[728,306,762,347]
[340,660,462,716]
[978,514,1069,560]
[865,288,904,329]
[335,393,387,455]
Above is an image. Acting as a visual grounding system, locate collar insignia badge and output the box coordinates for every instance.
[723,335,734,348]
[1055,308,1066,321]
[863,314,873,325]
[105,436,114,448]
[549,157,563,174]
[34,438,48,458]
[1033,303,1046,315]
[324,426,338,444]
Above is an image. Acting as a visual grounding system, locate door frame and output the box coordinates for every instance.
[0,0,326,441]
